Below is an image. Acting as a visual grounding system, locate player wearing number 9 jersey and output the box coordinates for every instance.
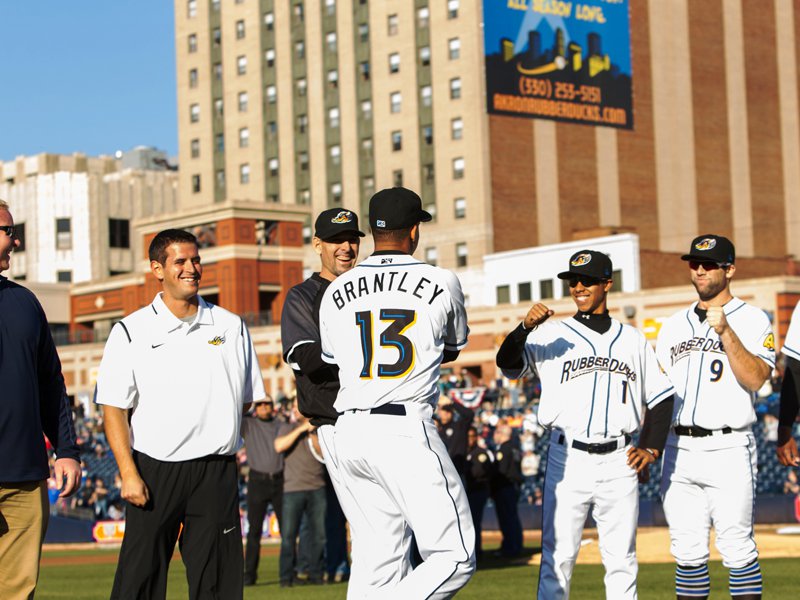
[656,235,775,600]
[319,187,475,599]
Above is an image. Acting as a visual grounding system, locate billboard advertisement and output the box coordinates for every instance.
[484,0,634,129]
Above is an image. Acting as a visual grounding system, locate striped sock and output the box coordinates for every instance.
[676,563,710,597]
[729,560,762,596]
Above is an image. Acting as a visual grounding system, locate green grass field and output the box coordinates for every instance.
[37,544,797,599]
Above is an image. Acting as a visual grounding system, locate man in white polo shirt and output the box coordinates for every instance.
[95,228,266,600]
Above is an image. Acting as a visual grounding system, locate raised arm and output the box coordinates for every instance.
[707,307,770,391]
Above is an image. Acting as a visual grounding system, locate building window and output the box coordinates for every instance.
[268,121,277,137]
[328,107,340,128]
[387,14,398,35]
[449,38,461,60]
[331,182,342,203]
[496,285,510,304]
[425,203,437,221]
[330,145,341,165]
[425,247,437,266]
[295,41,305,59]
[239,127,249,148]
[190,103,200,122]
[450,77,462,99]
[266,85,277,103]
[422,125,433,145]
[212,0,220,11]
[294,2,304,20]
[192,174,201,193]
[423,163,435,183]
[216,169,225,189]
[237,55,247,75]
[215,133,224,152]
[453,157,465,179]
[264,12,274,30]
[389,52,400,74]
[518,282,532,302]
[361,137,373,155]
[417,7,429,28]
[358,23,369,43]
[448,0,460,19]
[57,270,72,283]
[187,0,197,18]
[419,46,430,67]
[236,19,245,39]
[393,170,403,187]
[420,85,432,107]
[238,91,248,111]
[214,98,223,117]
[454,197,466,219]
[363,176,375,196]
[240,163,250,184]
[451,117,463,140]
[297,114,308,133]
[109,218,130,249]
[296,78,307,96]
[188,33,197,53]
[302,223,312,244]
[299,189,311,205]
[268,158,279,176]
[213,28,221,46]
[611,269,623,292]
[190,138,200,158]
[360,61,370,80]
[326,31,337,53]
[390,92,402,113]
[391,130,402,151]
[213,62,222,79]
[265,48,275,67]
[361,100,372,119]
[299,152,309,170]
[540,279,554,300]
[189,68,198,88]
[325,0,336,15]
[328,69,338,87]
[456,242,468,267]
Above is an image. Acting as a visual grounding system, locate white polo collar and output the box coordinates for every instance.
[150,292,214,335]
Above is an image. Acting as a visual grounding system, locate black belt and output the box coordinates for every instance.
[249,469,283,480]
[369,404,406,416]
[560,433,631,455]
[674,425,732,437]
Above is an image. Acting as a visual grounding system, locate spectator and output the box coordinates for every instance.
[520,451,540,478]
[465,426,494,560]
[491,423,524,557]
[784,470,800,496]
[436,395,475,475]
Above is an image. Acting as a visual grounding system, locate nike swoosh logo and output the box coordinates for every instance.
[223,527,236,534]
[151,343,165,349]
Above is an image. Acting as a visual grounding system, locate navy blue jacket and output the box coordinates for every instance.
[0,277,79,482]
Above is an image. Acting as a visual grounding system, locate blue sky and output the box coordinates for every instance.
[0,1,176,162]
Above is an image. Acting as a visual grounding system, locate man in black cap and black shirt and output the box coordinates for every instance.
[495,249,675,599]
[280,207,364,584]
[241,395,284,586]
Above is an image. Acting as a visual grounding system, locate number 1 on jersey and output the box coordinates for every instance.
[355,309,416,379]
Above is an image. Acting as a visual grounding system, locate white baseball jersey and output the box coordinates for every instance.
[319,253,468,412]
[656,298,775,447]
[782,301,800,361]
[502,316,674,440]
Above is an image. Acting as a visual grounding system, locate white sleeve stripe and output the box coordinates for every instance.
[782,344,800,360]
[285,340,314,364]
[646,387,675,407]
[321,351,336,364]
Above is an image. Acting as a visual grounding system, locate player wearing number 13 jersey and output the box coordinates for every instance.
[656,235,775,600]
[319,187,475,599]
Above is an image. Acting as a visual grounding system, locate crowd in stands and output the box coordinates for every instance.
[48,369,800,524]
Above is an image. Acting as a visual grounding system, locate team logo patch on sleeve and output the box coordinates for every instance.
[695,238,717,251]
[331,210,353,224]
[571,253,592,266]
[208,335,226,346]
[763,333,775,351]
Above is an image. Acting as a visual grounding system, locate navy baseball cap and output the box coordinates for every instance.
[314,208,365,241]
[368,187,432,231]
[557,250,613,280]
[680,234,735,265]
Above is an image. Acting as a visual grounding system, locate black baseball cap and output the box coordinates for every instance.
[681,234,735,265]
[557,250,613,280]
[369,187,432,231]
[314,208,365,241]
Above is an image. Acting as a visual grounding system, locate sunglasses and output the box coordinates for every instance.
[0,226,15,238]
[688,260,727,271]
[568,275,605,288]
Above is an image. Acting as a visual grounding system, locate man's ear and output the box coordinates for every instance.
[150,260,164,281]
[312,236,323,257]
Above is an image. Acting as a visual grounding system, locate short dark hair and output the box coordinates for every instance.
[148,229,198,264]
[372,226,413,243]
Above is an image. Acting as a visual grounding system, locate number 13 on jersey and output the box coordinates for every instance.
[356,308,416,379]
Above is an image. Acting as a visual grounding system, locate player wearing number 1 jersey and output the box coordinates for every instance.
[319,187,475,599]
[656,235,774,600]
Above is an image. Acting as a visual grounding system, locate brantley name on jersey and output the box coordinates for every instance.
[668,337,725,365]
[329,269,446,310]
[560,355,638,383]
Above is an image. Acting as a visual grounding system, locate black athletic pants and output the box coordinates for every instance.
[243,469,283,583]
[110,452,242,600]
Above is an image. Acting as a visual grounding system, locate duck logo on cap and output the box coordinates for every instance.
[331,211,353,224]
[571,253,592,267]
[695,238,717,251]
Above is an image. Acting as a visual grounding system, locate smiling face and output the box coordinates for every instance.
[314,232,360,281]
[151,242,202,303]
[689,260,733,303]
[0,208,20,273]
[568,276,613,315]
